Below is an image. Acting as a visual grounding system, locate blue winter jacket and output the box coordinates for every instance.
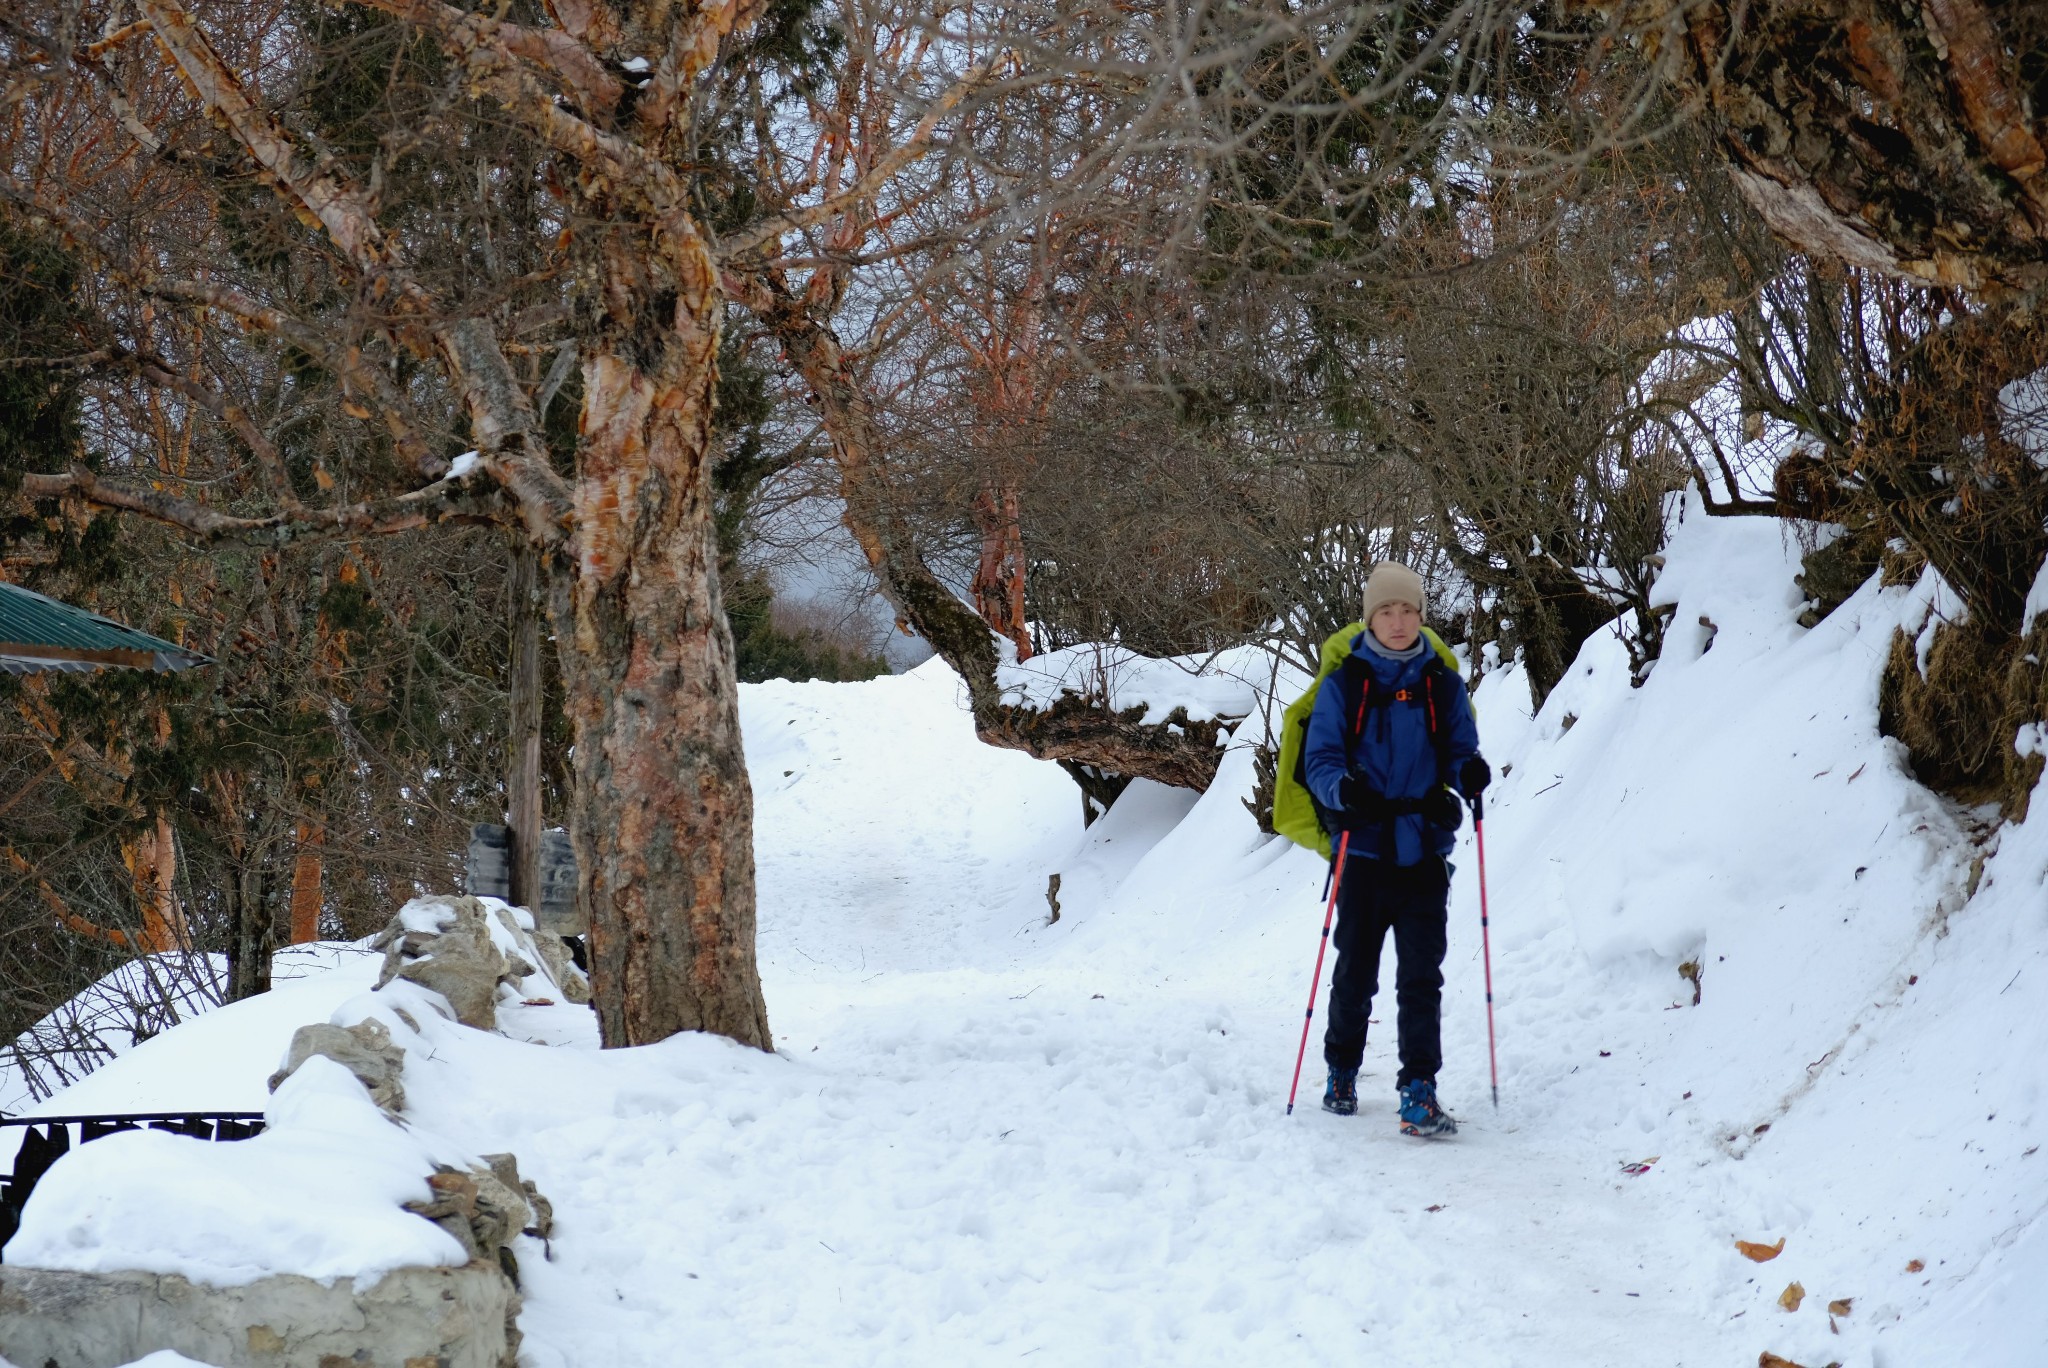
[1303,631,1482,866]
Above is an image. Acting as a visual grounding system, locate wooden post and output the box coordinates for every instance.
[508,539,543,910]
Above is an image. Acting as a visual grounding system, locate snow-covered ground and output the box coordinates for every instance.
[9,495,2045,1367]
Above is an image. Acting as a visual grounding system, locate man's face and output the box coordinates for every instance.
[1369,601,1422,651]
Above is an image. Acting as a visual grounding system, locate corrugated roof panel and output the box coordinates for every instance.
[0,583,211,673]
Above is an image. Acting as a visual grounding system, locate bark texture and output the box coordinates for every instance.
[564,228,769,1051]
[288,823,323,946]
[1626,0,2048,295]
[225,859,274,1002]
[972,485,1033,661]
[747,280,1234,792]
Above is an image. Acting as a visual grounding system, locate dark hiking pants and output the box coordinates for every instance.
[1321,854,1450,1087]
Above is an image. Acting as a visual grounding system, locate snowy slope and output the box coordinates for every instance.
[10,495,2044,1367]
[0,944,372,1114]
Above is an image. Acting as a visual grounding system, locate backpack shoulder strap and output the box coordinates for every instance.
[1344,657,1373,740]
[1419,656,1461,780]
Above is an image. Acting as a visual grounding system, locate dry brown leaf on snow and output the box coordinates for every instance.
[1779,1281,1806,1311]
[1758,1354,1807,1368]
[1736,1237,1787,1262]
[1905,1259,1925,1273]
[1827,1298,1852,1317]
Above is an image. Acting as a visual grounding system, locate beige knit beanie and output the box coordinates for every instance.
[1362,561,1426,625]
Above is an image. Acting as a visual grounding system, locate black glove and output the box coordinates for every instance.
[1337,774,1387,819]
[1459,756,1492,797]
[1423,786,1463,832]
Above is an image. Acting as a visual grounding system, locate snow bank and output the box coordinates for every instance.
[996,641,1264,728]
[5,944,385,1120]
[0,943,366,1114]
[11,488,2043,1364]
[5,905,588,1289]
[7,1056,467,1286]
[1453,495,2048,1365]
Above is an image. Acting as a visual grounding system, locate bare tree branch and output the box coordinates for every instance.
[20,464,505,545]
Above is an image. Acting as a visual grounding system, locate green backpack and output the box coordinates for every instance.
[1271,623,1466,860]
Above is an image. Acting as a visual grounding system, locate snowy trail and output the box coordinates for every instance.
[484,664,1754,1367]
[18,505,2046,1366]
[509,994,1739,1367]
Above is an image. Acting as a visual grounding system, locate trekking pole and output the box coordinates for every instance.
[1286,831,1351,1115]
[1470,793,1500,1110]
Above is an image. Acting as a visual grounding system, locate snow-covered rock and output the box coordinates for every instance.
[367,895,584,1030]
[267,1018,406,1115]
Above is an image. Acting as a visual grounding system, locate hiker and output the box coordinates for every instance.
[1301,561,1490,1137]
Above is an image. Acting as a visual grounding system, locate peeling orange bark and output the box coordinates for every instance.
[562,225,770,1051]
[289,822,324,945]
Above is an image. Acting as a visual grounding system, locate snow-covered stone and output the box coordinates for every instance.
[370,897,528,1031]
[266,1018,405,1115]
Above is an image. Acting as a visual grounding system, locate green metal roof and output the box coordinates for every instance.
[0,582,212,675]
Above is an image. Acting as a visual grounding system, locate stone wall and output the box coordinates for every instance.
[0,1261,514,1368]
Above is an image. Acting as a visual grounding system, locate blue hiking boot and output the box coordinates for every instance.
[1398,1079,1458,1138]
[1322,1068,1359,1116]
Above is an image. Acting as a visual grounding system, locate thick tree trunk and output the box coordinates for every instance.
[749,281,1234,792]
[1621,0,2048,296]
[225,856,273,1002]
[558,234,770,1052]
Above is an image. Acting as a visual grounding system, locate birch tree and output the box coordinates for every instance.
[1,0,1052,1047]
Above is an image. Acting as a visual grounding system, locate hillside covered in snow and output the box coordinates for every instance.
[6,502,2044,1368]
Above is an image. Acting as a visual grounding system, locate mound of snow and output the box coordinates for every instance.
[11,489,2043,1365]
[996,641,1263,727]
[0,943,367,1114]
[8,1054,467,1286]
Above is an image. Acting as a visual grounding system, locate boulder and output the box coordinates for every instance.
[515,918,592,1006]
[266,1019,405,1114]
[369,897,512,1031]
